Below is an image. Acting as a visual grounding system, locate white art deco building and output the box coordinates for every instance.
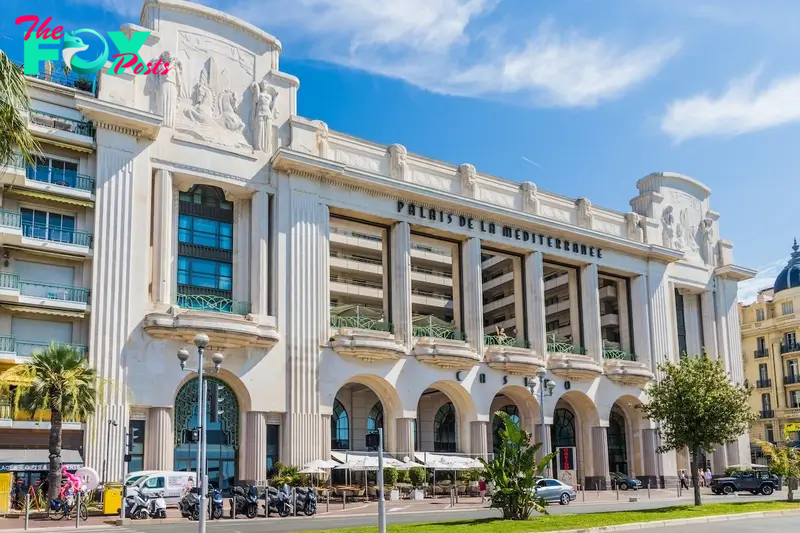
[4,0,756,489]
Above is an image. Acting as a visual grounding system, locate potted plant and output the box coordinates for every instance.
[74,76,94,93]
[409,467,426,500]
[384,467,400,500]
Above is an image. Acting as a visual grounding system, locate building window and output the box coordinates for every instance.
[177,257,232,291]
[179,216,233,250]
[433,402,457,452]
[765,424,774,443]
[266,424,279,476]
[757,337,767,352]
[552,408,576,447]
[21,208,76,243]
[129,420,145,474]
[675,289,687,357]
[759,363,768,381]
[761,393,771,412]
[756,309,765,322]
[367,402,384,434]
[786,332,797,347]
[782,302,794,315]
[789,359,798,378]
[331,399,349,450]
[791,391,800,409]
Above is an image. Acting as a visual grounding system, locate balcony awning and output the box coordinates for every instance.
[34,138,94,154]
[1,305,84,318]
[5,188,94,208]
[0,449,83,472]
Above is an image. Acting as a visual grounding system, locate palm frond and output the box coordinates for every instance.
[0,50,39,166]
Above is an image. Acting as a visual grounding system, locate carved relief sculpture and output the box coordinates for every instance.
[459,163,477,199]
[315,121,329,159]
[576,197,594,229]
[700,218,715,266]
[661,206,675,248]
[625,212,643,242]
[250,80,279,153]
[520,181,540,215]
[675,208,699,253]
[388,144,409,181]
[144,51,187,128]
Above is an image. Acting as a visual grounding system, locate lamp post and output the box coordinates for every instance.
[177,333,224,533]
[102,419,118,484]
[533,367,556,477]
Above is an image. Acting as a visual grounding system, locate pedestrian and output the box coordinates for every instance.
[478,477,487,503]
[704,468,713,487]
[698,467,705,487]
[679,470,689,490]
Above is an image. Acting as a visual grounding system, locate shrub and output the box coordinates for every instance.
[397,469,409,483]
[409,467,426,488]
[384,467,398,486]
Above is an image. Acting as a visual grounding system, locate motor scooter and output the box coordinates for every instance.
[265,484,292,517]
[145,491,167,519]
[178,488,201,521]
[230,485,259,518]
[209,487,224,520]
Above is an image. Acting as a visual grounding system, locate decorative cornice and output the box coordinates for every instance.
[151,158,249,184]
[715,264,758,282]
[75,95,161,140]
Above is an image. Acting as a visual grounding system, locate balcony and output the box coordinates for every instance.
[547,339,602,380]
[329,307,404,362]
[144,292,279,350]
[0,400,83,430]
[781,343,800,356]
[0,273,90,312]
[483,334,544,375]
[599,285,617,300]
[600,313,620,327]
[756,378,772,388]
[754,349,770,359]
[412,316,477,370]
[0,336,88,364]
[0,213,93,256]
[602,349,653,388]
[544,273,568,291]
[28,110,94,149]
[330,275,384,302]
[785,374,800,386]
[17,59,97,95]
[760,409,775,419]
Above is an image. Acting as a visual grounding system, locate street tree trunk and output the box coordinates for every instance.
[47,393,63,501]
[789,477,795,502]
[690,448,702,506]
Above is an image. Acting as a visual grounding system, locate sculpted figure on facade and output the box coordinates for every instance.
[250,80,279,153]
[576,197,594,229]
[388,144,409,181]
[520,181,540,215]
[675,208,699,253]
[700,218,716,266]
[661,206,675,248]
[144,51,187,128]
[459,163,477,199]
[625,212,643,242]
[316,121,329,159]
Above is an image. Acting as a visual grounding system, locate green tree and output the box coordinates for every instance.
[408,467,426,488]
[479,410,555,520]
[636,354,755,506]
[0,344,99,500]
[384,467,398,487]
[756,440,800,502]
[0,50,38,167]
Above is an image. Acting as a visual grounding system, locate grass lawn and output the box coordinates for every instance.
[304,500,800,533]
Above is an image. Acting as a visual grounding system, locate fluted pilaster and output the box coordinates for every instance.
[682,293,703,356]
[233,199,251,302]
[630,275,652,368]
[587,427,609,490]
[700,290,718,358]
[284,191,329,466]
[462,238,484,353]
[391,222,412,348]
[647,264,673,379]
[470,421,489,459]
[244,412,268,482]
[534,424,552,467]
[580,264,602,360]
[321,415,332,461]
[713,445,728,474]
[642,429,658,477]
[396,418,416,457]
[250,190,270,318]
[144,407,173,471]
[717,278,745,384]
[525,251,547,360]
[152,169,173,306]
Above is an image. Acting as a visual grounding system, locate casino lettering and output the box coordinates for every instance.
[397,201,603,258]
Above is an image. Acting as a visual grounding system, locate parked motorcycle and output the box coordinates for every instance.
[230,485,259,519]
[123,486,150,520]
[147,492,167,519]
[294,487,317,516]
[209,487,224,520]
[265,484,292,518]
[179,489,201,521]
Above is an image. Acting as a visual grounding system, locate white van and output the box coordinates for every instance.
[132,471,196,505]
[125,471,157,486]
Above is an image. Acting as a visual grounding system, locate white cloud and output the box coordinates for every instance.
[68,0,142,18]
[661,69,800,142]
[737,256,787,304]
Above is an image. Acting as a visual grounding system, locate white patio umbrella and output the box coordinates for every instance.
[303,459,340,470]
[299,467,326,474]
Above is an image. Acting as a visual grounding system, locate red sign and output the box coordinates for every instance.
[558,447,574,471]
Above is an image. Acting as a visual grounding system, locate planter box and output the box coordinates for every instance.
[388,489,401,501]
[410,489,425,500]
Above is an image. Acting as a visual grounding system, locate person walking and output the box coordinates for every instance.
[679,470,689,490]
[698,467,705,487]
[704,468,713,488]
[478,478,487,503]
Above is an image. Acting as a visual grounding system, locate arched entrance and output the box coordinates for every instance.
[551,407,577,484]
[331,399,349,450]
[331,381,395,452]
[607,407,628,474]
[489,386,538,456]
[434,402,457,452]
[174,377,240,491]
[492,405,519,453]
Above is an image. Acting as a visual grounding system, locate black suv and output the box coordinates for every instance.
[710,471,779,495]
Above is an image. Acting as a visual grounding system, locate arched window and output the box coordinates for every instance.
[492,404,520,453]
[434,402,457,452]
[367,402,384,433]
[331,399,349,450]
[552,408,576,448]
[607,408,628,475]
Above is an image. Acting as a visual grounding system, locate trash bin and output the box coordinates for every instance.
[102,483,123,515]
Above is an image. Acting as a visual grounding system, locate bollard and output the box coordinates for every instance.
[24,494,30,531]
[75,491,81,528]
[326,491,330,513]
[293,487,297,517]
[596,482,599,498]
[342,491,346,510]
[647,480,651,499]
[616,483,619,501]
[581,480,585,502]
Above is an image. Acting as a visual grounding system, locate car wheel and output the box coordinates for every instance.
[620,483,629,491]
[722,485,735,495]
[560,493,570,506]
[761,485,774,496]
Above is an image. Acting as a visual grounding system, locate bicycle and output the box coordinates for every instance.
[47,494,88,521]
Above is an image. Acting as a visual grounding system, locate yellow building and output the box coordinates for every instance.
[740,240,800,456]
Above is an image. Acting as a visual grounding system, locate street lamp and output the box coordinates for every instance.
[533,367,556,476]
[177,333,223,533]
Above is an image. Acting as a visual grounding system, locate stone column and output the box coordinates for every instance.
[524,251,547,359]
[641,428,659,488]
[700,290,718,359]
[647,264,674,379]
[568,270,582,346]
[534,424,552,466]
[630,275,652,368]
[586,427,609,490]
[283,191,329,466]
[470,421,489,460]
[233,198,251,303]
[682,292,703,357]
[144,407,173,471]
[712,445,728,474]
[716,277,746,384]
[616,280,631,353]
[396,418,416,457]
[580,264,603,360]
[152,169,174,307]
[250,190,270,318]
[321,415,332,461]
[391,222,412,348]
[461,237,484,353]
[243,412,268,483]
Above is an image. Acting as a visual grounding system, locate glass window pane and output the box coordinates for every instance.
[179,215,192,229]
[218,263,232,276]
[220,223,232,236]
[220,236,233,250]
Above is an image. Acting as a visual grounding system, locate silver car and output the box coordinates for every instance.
[534,478,577,505]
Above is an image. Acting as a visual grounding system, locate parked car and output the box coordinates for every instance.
[710,471,779,495]
[533,478,577,505]
[610,472,642,491]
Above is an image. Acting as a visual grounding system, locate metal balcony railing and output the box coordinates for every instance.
[329,276,383,290]
[29,110,94,137]
[755,378,772,388]
[754,349,770,359]
[15,60,97,94]
[412,316,465,341]
[781,343,800,355]
[26,165,95,192]
[176,293,251,315]
[22,223,93,248]
[0,275,89,303]
[546,335,586,355]
[484,334,530,349]
[760,409,775,419]
[0,335,88,357]
[330,251,383,265]
[411,287,452,299]
[785,374,800,385]
[602,349,637,362]
[330,315,393,333]
[411,265,452,278]
[0,209,21,229]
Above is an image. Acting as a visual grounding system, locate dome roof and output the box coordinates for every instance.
[774,239,800,293]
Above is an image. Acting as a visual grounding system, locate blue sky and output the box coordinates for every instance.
[2,0,798,301]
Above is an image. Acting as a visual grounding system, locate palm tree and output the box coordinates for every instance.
[0,344,99,500]
[0,49,38,166]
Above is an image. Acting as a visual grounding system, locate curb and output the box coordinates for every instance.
[556,508,800,532]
